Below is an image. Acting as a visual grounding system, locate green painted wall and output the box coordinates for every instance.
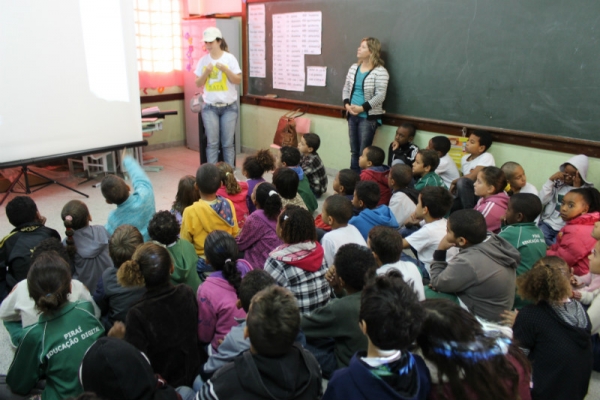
[142,99,186,147]
[240,104,600,189]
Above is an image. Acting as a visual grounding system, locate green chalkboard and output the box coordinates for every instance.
[247,0,600,140]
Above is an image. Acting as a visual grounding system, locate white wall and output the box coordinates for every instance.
[188,0,241,16]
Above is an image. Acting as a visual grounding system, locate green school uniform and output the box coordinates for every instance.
[7,301,105,400]
[414,171,446,191]
[168,239,201,292]
[298,175,318,213]
[498,222,547,309]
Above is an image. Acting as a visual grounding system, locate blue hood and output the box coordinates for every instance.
[290,166,305,181]
[350,205,400,240]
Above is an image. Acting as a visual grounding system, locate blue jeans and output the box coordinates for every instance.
[348,115,377,173]
[538,220,559,246]
[201,102,238,166]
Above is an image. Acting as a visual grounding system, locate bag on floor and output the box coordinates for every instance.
[272,108,309,148]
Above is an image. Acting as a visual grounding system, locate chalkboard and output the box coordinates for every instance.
[247,0,600,140]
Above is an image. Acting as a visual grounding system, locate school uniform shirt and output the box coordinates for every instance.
[195,52,241,105]
[360,166,392,206]
[105,156,156,242]
[389,191,417,228]
[321,225,367,267]
[6,301,104,400]
[406,219,457,273]
[435,154,460,189]
[217,181,249,229]
[301,153,328,198]
[474,192,510,234]
[460,152,495,176]
[167,239,201,292]
[413,171,446,191]
[388,142,419,168]
[349,205,399,241]
[377,261,425,301]
[290,166,319,213]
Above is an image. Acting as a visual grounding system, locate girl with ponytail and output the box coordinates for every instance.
[111,242,201,388]
[216,161,249,228]
[197,230,252,353]
[236,182,284,270]
[7,251,104,399]
[61,199,112,291]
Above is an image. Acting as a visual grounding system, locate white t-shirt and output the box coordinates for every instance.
[406,218,458,272]
[436,154,460,188]
[461,152,495,176]
[519,182,539,196]
[321,224,367,267]
[377,260,425,300]
[388,192,416,228]
[194,52,241,104]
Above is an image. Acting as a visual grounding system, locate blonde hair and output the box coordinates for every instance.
[361,37,384,68]
[217,162,241,195]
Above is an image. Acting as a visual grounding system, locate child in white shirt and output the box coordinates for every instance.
[427,136,460,189]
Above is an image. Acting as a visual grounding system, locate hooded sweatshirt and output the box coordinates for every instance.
[361,166,392,206]
[166,238,201,292]
[349,205,400,241]
[236,210,283,270]
[80,337,179,400]
[430,234,520,322]
[290,166,318,213]
[474,192,510,234]
[180,196,240,257]
[65,225,112,291]
[539,154,593,231]
[547,212,600,276]
[217,180,249,229]
[199,343,322,400]
[264,242,330,314]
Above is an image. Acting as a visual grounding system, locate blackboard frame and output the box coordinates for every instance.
[241,0,600,157]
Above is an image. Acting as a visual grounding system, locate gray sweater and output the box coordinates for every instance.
[342,64,389,118]
[430,233,520,322]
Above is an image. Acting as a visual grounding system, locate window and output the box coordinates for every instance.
[134,0,183,88]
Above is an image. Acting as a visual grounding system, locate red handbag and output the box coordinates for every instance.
[272,108,307,148]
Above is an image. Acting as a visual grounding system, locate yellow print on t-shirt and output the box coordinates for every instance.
[204,65,229,92]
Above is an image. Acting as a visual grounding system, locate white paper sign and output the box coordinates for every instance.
[248,4,266,78]
[307,66,327,86]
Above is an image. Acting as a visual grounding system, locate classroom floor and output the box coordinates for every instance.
[0,146,599,399]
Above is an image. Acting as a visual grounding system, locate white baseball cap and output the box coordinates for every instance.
[203,27,222,42]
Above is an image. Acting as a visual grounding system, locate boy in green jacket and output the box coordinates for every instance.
[499,193,547,309]
[301,244,377,378]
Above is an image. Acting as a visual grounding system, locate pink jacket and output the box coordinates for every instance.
[197,259,252,352]
[547,212,600,276]
[475,192,509,234]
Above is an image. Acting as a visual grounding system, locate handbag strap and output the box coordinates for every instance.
[288,106,308,119]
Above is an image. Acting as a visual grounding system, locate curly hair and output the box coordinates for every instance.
[118,243,171,288]
[217,162,241,195]
[148,211,180,245]
[6,196,38,227]
[517,256,572,304]
[61,200,91,262]
[334,244,377,291]
[171,175,199,215]
[277,205,317,244]
[204,230,242,293]
[243,149,275,179]
[254,182,282,220]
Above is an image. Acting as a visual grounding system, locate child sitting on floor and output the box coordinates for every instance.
[359,145,392,205]
[349,181,399,241]
[387,123,419,167]
[547,187,600,285]
[170,175,199,224]
[102,153,156,242]
[473,166,510,234]
[388,164,418,228]
[299,133,328,198]
[538,154,593,245]
[324,270,430,400]
[501,161,538,195]
[236,182,284,270]
[148,211,200,292]
[427,135,460,189]
[180,163,239,273]
[321,195,367,267]
[273,167,308,210]
[277,146,318,212]
[413,149,446,191]
[217,162,249,229]
[302,244,376,378]
[61,199,112,291]
[315,169,361,232]
[242,149,276,214]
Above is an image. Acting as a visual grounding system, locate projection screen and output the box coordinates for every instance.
[0,0,143,168]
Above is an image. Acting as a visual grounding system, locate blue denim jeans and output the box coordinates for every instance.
[201,102,238,166]
[538,220,559,246]
[348,115,377,173]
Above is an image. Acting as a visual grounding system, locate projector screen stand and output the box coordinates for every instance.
[0,165,89,206]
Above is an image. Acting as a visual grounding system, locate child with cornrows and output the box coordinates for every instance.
[217,162,249,229]
[61,199,112,291]
[242,149,276,214]
[236,182,284,270]
[197,230,252,353]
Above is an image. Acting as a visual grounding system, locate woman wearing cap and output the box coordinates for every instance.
[195,27,242,166]
[342,37,389,174]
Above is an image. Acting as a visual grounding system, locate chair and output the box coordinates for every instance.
[68,152,117,185]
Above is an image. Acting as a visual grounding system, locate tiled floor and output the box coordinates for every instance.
[0,146,599,399]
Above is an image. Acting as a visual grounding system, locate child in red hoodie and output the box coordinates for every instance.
[547,187,600,285]
[216,162,249,229]
[359,146,391,206]
[473,166,509,234]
